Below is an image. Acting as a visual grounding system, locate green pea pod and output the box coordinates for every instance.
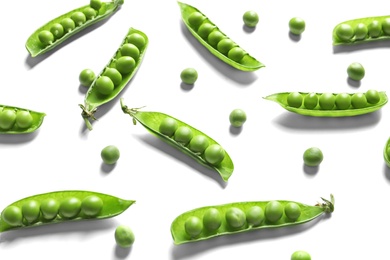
[383,137,390,167]
[80,27,148,130]
[0,190,134,233]
[26,0,124,57]
[178,2,264,71]
[120,99,234,182]
[0,105,45,134]
[264,91,387,117]
[171,195,334,245]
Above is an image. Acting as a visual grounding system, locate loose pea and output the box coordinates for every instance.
[81,195,103,217]
[38,30,54,45]
[61,18,76,33]
[79,68,96,87]
[204,144,225,165]
[185,216,203,237]
[203,208,222,231]
[368,20,382,38]
[40,198,60,220]
[198,23,215,39]
[287,92,303,108]
[303,93,318,109]
[208,31,225,47]
[335,23,354,41]
[347,62,365,81]
[103,68,122,86]
[116,56,136,75]
[229,108,247,127]
[284,202,301,221]
[120,43,140,60]
[115,225,135,248]
[101,145,120,165]
[246,206,264,226]
[264,201,283,223]
[22,200,41,223]
[225,207,246,229]
[15,110,33,129]
[217,38,235,55]
[366,89,380,104]
[90,0,102,10]
[83,7,97,20]
[71,11,86,26]
[243,11,259,28]
[127,33,146,49]
[335,93,351,110]
[289,17,305,35]
[59,197,82,219]
[303,147,323,167]
[228,47,245,62]
[0,109,16,130]
[382,18,390,35]
[180,68,198,84]
[354,23,368,40]
[50,23,64,39]
[95,76,114,95]
[1,206,23,226]
[351,93,367,109]
[174,126,193,145]
[187,11,205,28]
[291,250,311,260]
[319,93,335,110]
[159,117,178,137]
[188,135,209,153]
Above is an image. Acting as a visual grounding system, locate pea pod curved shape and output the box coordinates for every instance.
[383,138,390,167]
[178,2,264,71]
[26,0,124,57]
[80,27,148,130]
[264,91,387,117]
[171,195,334,244]
[0,105,46,134]
[0,190,134,233]
[120,99,234,182]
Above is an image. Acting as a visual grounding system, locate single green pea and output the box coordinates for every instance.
[103,68,122,86]
[188,12,205,28]
[95,76,114,95]
[203,208,222,231]
[243,11,259,28]
[287,92,303,108]
[61,18,76,33]
[319,93,335,110]
[83,7,97,20]
[198,23,215,39]
[368,20,382,38]
[264,201,283,223]
[225,207,246,229]
[217,38,236,55]
[208,31,226,47]
[335,93,351,110]
[115,56,136,75]
[120,43,140,60]
[90,0,102,10]
[284,202,301,221]
[291,250,311,260]
[246,206,264,227]
[40,198,60,220]
[354,23,368,40]
[59,197,82,219]
[127,33,146,49]
[335,23,354,41]
[347,62,365,81]
[351,93,367,109]
[0,109,16,130]
[115,225,135,248]
[38,30,54,45]
[289,17,305,35]
[229,108,247,127]
[1,206,23,226]
[366,89,380,104]
[50,23,64,39]
[228,47,245,62]
[303,147,323,167]
[184,216,203,237]
[382,18,390,35]
[15,110,33,129]
[101,145,120,165]
[159,117,178,137]
[22,200,41,223]
[79,68,96,87]
[173,126,193,145]
[81,195,103,217]
[204,144,225,165]
[71,11,87,26]
[180,68,198,84]
[303,93,318,109]
[188,135,209,154]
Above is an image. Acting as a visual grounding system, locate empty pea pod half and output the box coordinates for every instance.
[178,2,264,71]
[0,190,134,233]
[26,0,124,57]
[0,105,45,134]
[171,195,334,244]
[120,99,234,182]
[264,90,387,117]
[79,27,148,130]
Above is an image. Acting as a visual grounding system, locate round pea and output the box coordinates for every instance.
[71,11,86,26]
[335,93,351,110]
[184,216,203,237]
[180,68,198,84]
[1,206,23,226]
[38,30,54,45]
[335,23,354,41]
[174,126,193,145]
[15,110,33,129]
[22,200,41,223]
[354,23,368,40]
[365,89,380,104]
[95,76,114,95]
[217,38,236,55]
[264,201,283,223]
[101,145,120,165]
[347,62,365,81]
[115,56,136,75]
[40,198,60,220]
[303,147,323,167]
[59,197,82,219]
[287,92,303,108]
[61,18,75,33]
[246,206,264,226]
[284,202,301,221]
[81,195,103,217]
[208,31,225,47]
[115,225,135,248]
[198,23,215,39]
[382,18,390,35]
[127,33,146,49]
[303,93,318,109]
[188,135,209,153]
[203,208,222,231]
[319,93,335,110]
[90,0,102,10]
[79,68,96,87]
[228,47,245,62]
[229,108,247,127]
[225,207,246,229]
[351,93,367,109]
[187,12,205,28]
[243,11,259,28]
[289,17,305,35]
[103,68,122,86]
[0,109,16,130]
[291,250,311,260]
[83,7,97,20]
[120,43,140,60]
[204,144,225,165]
[159,117,178,137]
[368,20,382,38]
[50,23,64,39]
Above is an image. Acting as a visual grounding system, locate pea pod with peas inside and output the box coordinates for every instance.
[79,27,148,130]
[0,105,45,134]
[0,190,134,233]
[120,99,234,182]
[26,0,124,57]
[264,90,387,117]
[171,195,334,244]
[178,2,264,71]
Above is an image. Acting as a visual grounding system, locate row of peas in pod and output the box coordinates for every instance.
[0,108,34,131]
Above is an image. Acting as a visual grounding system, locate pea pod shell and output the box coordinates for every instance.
[0,190,134,233]
[383,137,390,167]
[178,2,264,71]
[0,105,45,134]
[264,91,388,117]
[26,0,124,57]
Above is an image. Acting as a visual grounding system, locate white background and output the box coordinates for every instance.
[1,0,390,259]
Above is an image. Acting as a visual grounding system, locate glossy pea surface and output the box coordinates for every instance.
[243,11,259,27]
[264,201,283,223]
[81,195,103,217]
[291,250,311,260]
[22,200,41,223]
[174,126,194,145]
[180,68,198,84]
[0,106,45,134]
[229,109,247,127]
[303,147,323,167]
[16,110,33,129]
[289,17,305,35]
[59,197,82,219]
[203,208,222,231]
[79,68,96,87]
[347,62,365,81]
[115,225,135,248]
[101,145,120,165]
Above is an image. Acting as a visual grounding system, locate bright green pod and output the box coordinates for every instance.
[0,105,45,134]
[25,0,124,57]
[120,100,234,182]
[170,195,335,245]
[80,27,148,130]
[0,190,134,233]
[383,137,390,168]
[178,2,264,71]
[264,91,387,117]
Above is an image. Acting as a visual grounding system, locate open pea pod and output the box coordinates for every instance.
[0,190,134,233]
[26,0,124,57]
[264,91,387,117]
[171,195,334,245]
[120,99,234,182]
[80,27,148,130]
[0,105,45,134]
[383,138,390,167]
[178,2,264,71]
